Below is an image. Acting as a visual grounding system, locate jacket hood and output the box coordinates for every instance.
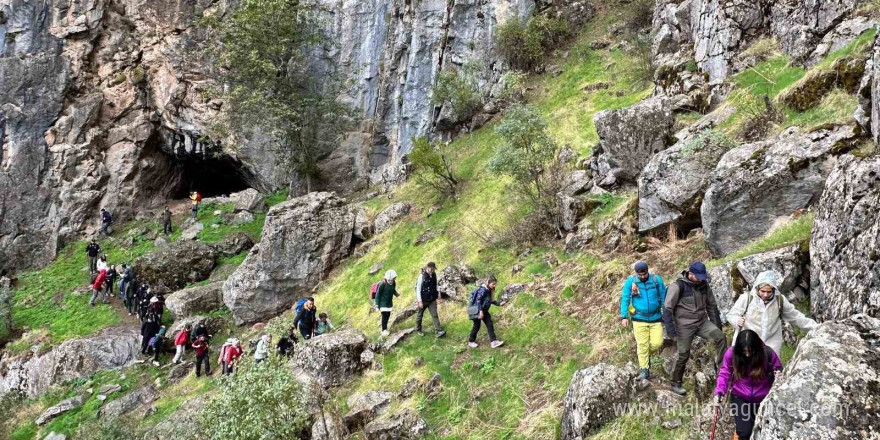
[750,270,779,297]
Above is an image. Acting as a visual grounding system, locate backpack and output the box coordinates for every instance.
[195,192,202,202]
[370,280,384,300]
[628,275,662,316]
[295,298,309,313]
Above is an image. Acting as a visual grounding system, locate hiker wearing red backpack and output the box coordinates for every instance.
[714,329,783,440]
[190,191,202,219]
[373,270,400,337]
[292,297,317,340]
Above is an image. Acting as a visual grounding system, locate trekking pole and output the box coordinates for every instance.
[709,403,721,440]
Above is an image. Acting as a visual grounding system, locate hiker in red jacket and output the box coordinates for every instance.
[172,324,192,364]
[89,269,108,307]
[221,339,242,375]
[192,334,211,377]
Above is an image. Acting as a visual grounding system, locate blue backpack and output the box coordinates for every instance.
[295,298,309,313]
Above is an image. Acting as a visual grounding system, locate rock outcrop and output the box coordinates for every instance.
[702,125,857,256]
[133,240,218,293]
[736,243,808,296]
[344,391,392,431]
[209,231,256,258]
[223,192,356,324]
[752,315,880,439]
[292,330,369,389]
[811,155,880,321]
[100,386,159,419]
[561,363,637,439]
[591,97,675,187]
[363,409,427,440]
[165,281,224,319]
[0,327,140,398]
[436,264,478,302]
[373,202,412,235]
[35,396,84,426]
[230,188,267,212]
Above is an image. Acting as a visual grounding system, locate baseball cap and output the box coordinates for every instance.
[688,262,708,281]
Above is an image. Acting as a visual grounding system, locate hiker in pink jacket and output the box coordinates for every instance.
[714,329,783,440]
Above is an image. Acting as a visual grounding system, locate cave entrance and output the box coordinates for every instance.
[171,153,255,199]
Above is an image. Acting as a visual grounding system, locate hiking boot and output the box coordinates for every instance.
[381,330,390,337]
[435,330,447,338]
[152,361,160,367]
[468,342,478,348]
[417,330,425,336]
[636,368,650,381]
[671,382,688,396]
[490,340,505,348]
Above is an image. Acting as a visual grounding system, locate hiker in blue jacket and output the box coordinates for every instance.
[620,261,667,380]
[468,275,504,349]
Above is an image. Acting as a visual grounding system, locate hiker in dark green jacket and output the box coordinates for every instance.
[374,269,400,337]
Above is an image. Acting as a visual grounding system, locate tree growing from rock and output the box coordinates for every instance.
[201,0,349,192]
[431,64,482,127]
[409,137,460,198]
[489,104,565,237]
[201,360,311,439]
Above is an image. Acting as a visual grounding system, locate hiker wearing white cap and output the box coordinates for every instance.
[374,269,400,337]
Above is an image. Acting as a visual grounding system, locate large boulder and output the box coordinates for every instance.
[344,391,392,431]
[638,129,731,233]
[736,244,808,295]
[223,192,356,324]
[100,386,159,418]
[0,327,140,398]
[777,56,866,111]
[436,264,478,302]
[753,315,880,439]
[292,330,368,389]
[374,202,412,235]
[312,410,348,440]
[166,282,224,319]
[353,206,373,241]
[708,262,740,324]
[209,231,255,258]
[133,241,218,293]
[811,155,880,321]
[702,125,857,256]
[561,363,638,439]
[363,409,427,440]
[592,97,676,187]
[230,188,267,212]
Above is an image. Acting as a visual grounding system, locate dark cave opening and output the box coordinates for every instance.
[171,153,255,199]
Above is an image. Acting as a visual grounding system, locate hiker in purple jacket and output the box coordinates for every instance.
[714,329,783,440]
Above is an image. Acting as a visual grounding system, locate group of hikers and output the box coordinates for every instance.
[619,260,818,439]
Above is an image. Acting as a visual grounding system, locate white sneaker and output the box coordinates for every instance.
[468,342,478,348]
[491,340,504,348]
[152,361,160,366]
[381,330,390,337]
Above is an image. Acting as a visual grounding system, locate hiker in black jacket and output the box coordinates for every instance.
[415,262,446,338]
[85,239,101,273]
[293,298,317,340]
[99,208,112,236]
[468,276,504,349]
[161,206,173,235]
[662,262,727,396]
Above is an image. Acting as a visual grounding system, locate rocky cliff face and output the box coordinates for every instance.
[1,0,591,272]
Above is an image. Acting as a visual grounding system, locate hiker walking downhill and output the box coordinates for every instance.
[374,270,400,337]
[96,254,109,272]
[89,269,108,307]
[193,334,211,377]
[726,270,818,357]
[105,265,117,297]
[276,330,297,357]
[467,275,504,349]
[292,297,317,340]
[714,329,783,440]
[172,324,191,364]
[220,338,242,374]
[415,262,446,338]
[620,261,667,380]
[86,239,101,273]
[254,334,271,365]
[99,208,112,236]
[663,262,726,396]
[162,206,173,235]
[150,327,167,366]
[140,310,161,355]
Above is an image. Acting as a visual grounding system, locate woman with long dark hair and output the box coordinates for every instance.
[714,329,783,440]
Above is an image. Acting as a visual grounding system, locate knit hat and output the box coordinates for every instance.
[385,269,398,280]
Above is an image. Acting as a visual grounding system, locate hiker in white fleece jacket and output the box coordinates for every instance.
[726,270,818,356]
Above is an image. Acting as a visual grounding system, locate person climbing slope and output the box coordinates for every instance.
[663,262,726,396]
[415,262,446,338]
[292,297,317,340]
[254,334,271,365]
[150,326,167,366]
[140,310,161,355]
[89,269,108,307]
[99,208,113,236]
[374,270,400,337]
[467,275,504,349]
[620,260,667,380]
[315,313,335,336]
[714,329,783,440]
[726,270,818,357]
[162,206,173,235]
[192,334,211,377]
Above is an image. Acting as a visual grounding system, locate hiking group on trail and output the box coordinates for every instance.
[620,260,819,439]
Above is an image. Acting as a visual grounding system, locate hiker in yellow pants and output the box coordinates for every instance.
[620,261,667,380]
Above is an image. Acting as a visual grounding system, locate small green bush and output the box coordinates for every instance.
[431,67,481,124]
[129,66,146,85]
[495,15,569,71]
[111,72,127,86]
[409,137,460,198]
